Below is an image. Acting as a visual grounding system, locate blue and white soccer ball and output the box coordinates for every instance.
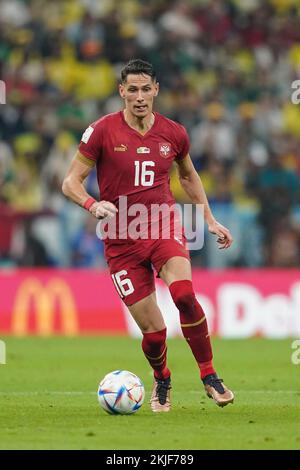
[98,370,145,415]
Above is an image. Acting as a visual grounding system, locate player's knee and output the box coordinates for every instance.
[169,280,196,313]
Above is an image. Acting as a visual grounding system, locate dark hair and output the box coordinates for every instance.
[121,59,157,83]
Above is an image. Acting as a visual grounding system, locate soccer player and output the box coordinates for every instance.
[62,59,234,412]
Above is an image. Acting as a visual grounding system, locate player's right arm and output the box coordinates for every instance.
[62,151,118,219]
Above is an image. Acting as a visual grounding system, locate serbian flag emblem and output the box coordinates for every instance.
[159,142,171,158]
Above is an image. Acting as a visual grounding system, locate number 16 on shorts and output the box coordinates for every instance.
[111,270,135,298]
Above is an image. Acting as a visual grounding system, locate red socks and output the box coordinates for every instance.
[169,280,216,379]
[142,328,171,380]
[141,281,215,381]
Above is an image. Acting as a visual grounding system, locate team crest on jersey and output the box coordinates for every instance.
[159,142,171,158]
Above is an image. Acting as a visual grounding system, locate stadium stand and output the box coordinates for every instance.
[0,0,300,268]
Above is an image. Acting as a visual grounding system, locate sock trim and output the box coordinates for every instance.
[180,316,206,328]
[151,358,166,367]
[144,345,167,361]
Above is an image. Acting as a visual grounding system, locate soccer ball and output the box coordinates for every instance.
[97,370,145,415]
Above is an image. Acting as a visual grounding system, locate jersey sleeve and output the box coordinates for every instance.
[78,121,103,165]
[175,124,190,161]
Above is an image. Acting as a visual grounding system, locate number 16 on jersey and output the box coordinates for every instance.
[134,161,155,187]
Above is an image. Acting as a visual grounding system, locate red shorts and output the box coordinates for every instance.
[106,237,190,306]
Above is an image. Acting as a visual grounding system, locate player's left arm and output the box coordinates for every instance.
[175,154,233,249]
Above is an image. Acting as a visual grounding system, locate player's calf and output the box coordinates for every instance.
[142,328,171,380]
[169,280,216,377]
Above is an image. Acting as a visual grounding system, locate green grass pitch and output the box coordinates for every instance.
[0,336,299,450]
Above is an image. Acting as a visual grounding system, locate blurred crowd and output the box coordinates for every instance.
[1,0,300,268]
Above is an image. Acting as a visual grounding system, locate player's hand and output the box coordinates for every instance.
[90,200,118,219]
[207,219,233,249]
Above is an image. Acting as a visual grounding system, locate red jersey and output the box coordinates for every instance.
[78,111,190,257]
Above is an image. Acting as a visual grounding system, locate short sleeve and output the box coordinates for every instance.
[175,125,190,162]
[78,121,102,163]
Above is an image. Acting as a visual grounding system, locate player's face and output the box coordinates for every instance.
[119,74,159,118]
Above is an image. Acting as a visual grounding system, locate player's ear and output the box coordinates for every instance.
[119,83,125,99]
[154,81,159,97]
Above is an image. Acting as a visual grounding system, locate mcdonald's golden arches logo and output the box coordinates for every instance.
[12,278,78,336]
